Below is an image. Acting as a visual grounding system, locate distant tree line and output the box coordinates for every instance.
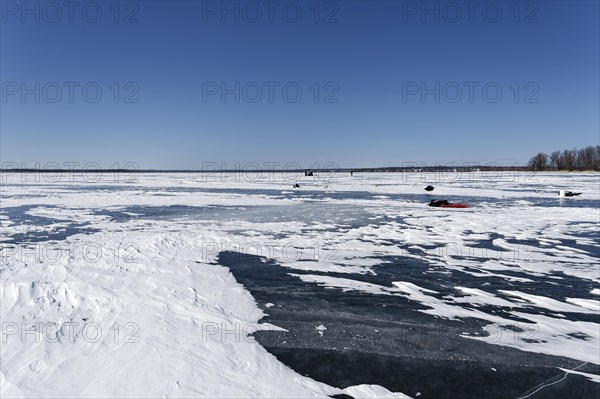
[528,145,600,171]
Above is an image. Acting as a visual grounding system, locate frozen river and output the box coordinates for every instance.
[1,171,599,398]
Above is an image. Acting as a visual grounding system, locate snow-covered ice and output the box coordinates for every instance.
[0,171,598,397]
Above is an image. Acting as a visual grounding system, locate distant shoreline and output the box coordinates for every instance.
[1,168,598,173]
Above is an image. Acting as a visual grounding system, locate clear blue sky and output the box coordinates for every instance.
[1,0,598,169]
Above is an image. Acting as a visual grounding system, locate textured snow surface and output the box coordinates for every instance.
[1,171,599,397]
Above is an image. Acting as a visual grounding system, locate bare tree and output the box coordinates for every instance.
[577,146,594,170]
[552,152,561,169]
[561,149,576,170]
[528,152,548,171]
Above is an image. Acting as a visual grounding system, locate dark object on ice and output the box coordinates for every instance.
[425,185,434,191]
[429,199,449,207]
[429,199,470,208]
[350,171,353,176]
[305,170,314,177]
[563,191,582,197]
[293,183,300,188]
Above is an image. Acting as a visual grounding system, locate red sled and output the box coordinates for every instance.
[438,204,470,208]
[429,199,470,208]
